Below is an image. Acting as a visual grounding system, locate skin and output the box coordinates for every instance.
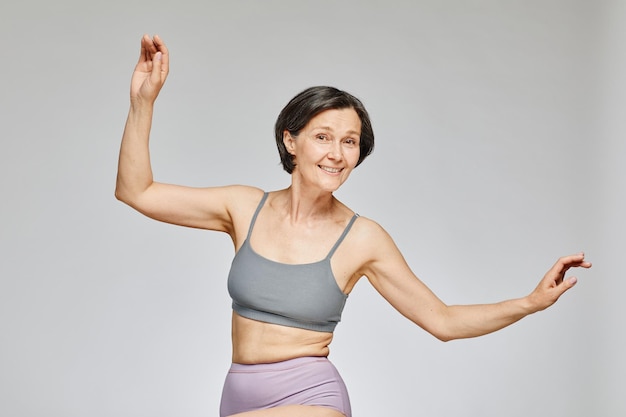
[116,35,592,417]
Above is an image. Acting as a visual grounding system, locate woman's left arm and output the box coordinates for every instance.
[359,219,592,342]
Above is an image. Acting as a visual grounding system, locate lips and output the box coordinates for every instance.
[319,165,343,174]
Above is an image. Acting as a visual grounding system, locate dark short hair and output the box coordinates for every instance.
[274,86,375,174]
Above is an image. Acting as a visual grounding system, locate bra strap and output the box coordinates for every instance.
[246,192,269,240]
[326,213,359,259]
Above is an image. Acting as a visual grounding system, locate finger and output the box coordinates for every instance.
[145,34,158,54]
[138,34,150,64]
[152,34,169,75]
[138,34,156,67]
[153,34,166,51]
[561,252,586,265]
[149,51,163,84]
[551,253,590,275]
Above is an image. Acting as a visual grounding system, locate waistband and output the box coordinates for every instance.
[229,356,330,373]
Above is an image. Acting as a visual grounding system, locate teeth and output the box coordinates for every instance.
[320,166,342,173]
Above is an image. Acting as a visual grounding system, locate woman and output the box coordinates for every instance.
[115,35,591,417]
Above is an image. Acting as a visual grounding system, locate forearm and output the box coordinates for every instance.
[437,297,536,342]
[115,102,156,205]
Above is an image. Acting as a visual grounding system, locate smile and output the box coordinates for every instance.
[319,165,343,174]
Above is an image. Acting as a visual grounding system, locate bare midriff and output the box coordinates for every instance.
[231,312,334,364]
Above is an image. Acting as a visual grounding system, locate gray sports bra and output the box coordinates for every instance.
[227,192,358,332]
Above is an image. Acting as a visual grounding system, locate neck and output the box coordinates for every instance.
[279,183,336,223]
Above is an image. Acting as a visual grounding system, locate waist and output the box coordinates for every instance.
[231,312,333,364]
[229,356,330,370]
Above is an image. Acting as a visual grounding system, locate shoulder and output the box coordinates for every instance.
[221,185,265,216]
[221,184,265,199]
[348,215,399,259]
[326,197,390,242]
[331,214,406,285]
[219,186,266,246]
[216,185,264,206]
[347,216,414,286]
[352,215,391,239]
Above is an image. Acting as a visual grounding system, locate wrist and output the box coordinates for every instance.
[518,294,540,315]
[129,98,155,116]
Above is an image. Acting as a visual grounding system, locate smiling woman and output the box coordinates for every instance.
[283,108,363,193]
[115,35,591,417]
[274,85,375,175]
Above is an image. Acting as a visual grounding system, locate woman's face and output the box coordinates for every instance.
[283,108,361,192]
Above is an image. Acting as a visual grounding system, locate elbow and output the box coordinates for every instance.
[114,180,154,215]
[114,183,129,204]
[431,330,455,343]
[412,319,455,342]
[114,180,137,206]
[114,191,129,205]
[115,188,140,209]
[421,312,458,343]
[114,175,125,202]
[114,186,123,202]
[435,335,452,343]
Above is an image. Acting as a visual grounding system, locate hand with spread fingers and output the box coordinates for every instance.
[527,252,592,313]
[130,34,169,105]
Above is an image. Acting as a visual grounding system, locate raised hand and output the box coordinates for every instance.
[527,252,592,312]
[130,34,169,105]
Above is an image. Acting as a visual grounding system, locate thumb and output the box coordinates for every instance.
[557,276,578,296]
[149,52,163,84]
[539,276,577,310]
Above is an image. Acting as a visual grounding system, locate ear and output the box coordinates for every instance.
[283,131,296,155]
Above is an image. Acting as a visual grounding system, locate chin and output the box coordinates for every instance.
[321,180,346,193]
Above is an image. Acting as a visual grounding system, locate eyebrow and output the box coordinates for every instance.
[314,126,361,136]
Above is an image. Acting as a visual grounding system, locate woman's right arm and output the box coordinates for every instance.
[115,35,258,234]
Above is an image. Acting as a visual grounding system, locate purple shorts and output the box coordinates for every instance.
[219,356,351,417]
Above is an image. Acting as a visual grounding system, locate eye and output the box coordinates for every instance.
[344,138,359,146]
[316,134,330,141]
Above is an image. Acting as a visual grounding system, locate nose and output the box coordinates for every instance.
[328,140,343,161]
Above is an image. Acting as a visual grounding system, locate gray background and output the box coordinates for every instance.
[1,1,623,416]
